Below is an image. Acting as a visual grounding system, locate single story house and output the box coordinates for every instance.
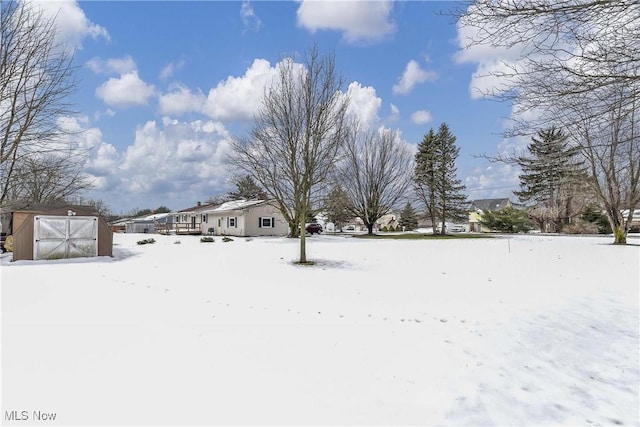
[172,201,220,235]
[201,200,288,237]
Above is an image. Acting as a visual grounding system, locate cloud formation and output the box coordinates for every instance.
[158,84,207,116]
[393,60,437,95]
[345,82,382,128]
[240,1,262,33]
[297,0,395,44]
[159,60,186,81]
[36,0,109,49]
[86,55,137,75]
[202,59,279,122]
[410,110,433,125]
[95,72,156,108]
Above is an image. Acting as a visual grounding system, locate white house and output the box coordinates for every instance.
[201,200,289,237]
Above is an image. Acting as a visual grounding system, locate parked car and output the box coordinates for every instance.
[305,223,323,234]
[343,225,356,231]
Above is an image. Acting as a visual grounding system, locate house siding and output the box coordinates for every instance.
[202,202,288,237]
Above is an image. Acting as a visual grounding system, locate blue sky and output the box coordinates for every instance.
[37,0,521,214]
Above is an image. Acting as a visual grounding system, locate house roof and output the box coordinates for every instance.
[178,202,221,213]
[470,198,512,212]
[210,199,266,213]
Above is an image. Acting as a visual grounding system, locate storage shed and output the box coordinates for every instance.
[8,205,113,261]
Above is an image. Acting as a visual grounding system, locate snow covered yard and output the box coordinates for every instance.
[2,233,638,426]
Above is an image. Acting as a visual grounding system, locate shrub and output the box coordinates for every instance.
[481,206,532,233]
[222,236,234,242]
[200,237,215,243]
[381,226,388,232]
[562,220,598,234]
[137,238,156,245]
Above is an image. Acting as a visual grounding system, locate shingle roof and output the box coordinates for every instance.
[178,202,221,213]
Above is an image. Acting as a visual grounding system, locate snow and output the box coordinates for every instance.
[2,233,638,426]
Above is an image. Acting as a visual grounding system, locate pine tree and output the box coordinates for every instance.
[324,185,352,231]
[434,123,468,235]
[399,202,418,231]
[227,175,267,200]
[414,129,439,235]
[515,127,587,232]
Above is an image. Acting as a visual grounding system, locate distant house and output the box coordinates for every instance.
[201,200,289,237]
[468,198,513,232]
[343,211,398,232]
[623,209,640,228]
[124,212,175,234]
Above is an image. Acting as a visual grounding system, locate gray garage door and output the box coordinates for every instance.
[33,215,98,260]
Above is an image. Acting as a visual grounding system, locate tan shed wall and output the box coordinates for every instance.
[10,208,113,261]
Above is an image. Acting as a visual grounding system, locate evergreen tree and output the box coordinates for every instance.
[581,204,612,234]
[227,175,267,200]
[434,123,468,235]
[515,127,587,232]
[398,202,418,231]
[324,185,352,231]
[480,206,532,233]
[414,129,439,235]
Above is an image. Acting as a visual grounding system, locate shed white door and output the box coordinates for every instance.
[33,215,98,260]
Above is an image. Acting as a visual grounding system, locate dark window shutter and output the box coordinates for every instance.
[271,217,275,228]
[258,217,262,228]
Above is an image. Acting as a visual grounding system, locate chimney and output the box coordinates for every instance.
[197,201,201,207]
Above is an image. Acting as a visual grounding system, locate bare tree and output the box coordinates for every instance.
[456,0,640,243]
[456,0,639,125]
[1,1,81,207]
[566,85,640,244]
[6,154,91,205]
[229,46,349,263]
[335,125,413,235]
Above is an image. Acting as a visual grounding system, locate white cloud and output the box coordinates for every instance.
[240,1,262,33]
[202,58,279,122]
[158,84,207,116]
[159,60,186,81]
[387,103,400,123]
[35,0,110,49]
[392,60,437,95]
[86,55,137,75]
[297,0,395,44]
[410,110,433,125]
[118,119,233,196]
[95,72,156,108]
[345,82,382,128]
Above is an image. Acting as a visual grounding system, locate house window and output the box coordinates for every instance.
[259,217,274,228]
[202,214,208,223]
[228,217,237,228]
